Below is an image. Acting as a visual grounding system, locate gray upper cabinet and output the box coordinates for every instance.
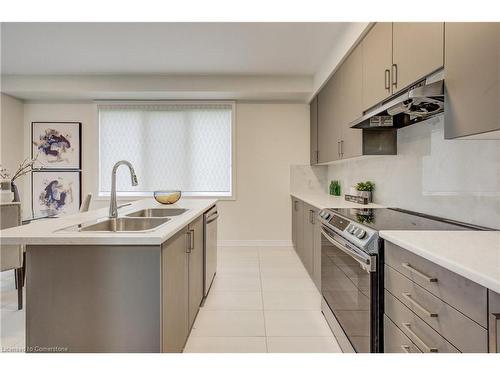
[444,22,500,139]
[318,71,342,163]
[362,22,393,110]
[340,44,364,159]
[188,215,204,329]
[310,96,318,165]
[392,23,444,92]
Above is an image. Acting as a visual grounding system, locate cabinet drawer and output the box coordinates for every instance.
[384,315,421,353]
[385,291,459,353]
[385,265,487,352]
[384,241,487,327]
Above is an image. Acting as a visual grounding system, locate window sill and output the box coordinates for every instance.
[95,193,235,201]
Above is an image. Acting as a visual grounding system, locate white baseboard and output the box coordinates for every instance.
[217,240,293,247]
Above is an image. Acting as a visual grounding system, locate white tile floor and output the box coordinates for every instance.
[0,271,25,352]
[184,246,342,353]
[0,246,342,353]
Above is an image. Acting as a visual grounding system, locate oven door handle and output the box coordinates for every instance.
[321,228,375,273]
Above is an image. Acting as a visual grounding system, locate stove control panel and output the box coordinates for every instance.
[318,209,378,252]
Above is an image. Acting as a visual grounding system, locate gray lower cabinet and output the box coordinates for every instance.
[301,203,317,277]
[384,315,421,353]
[292,198,304,259]
[188,215,204,329]
[489,290,500,353]
[27,244,162,353]
[444,22,500,139]
[383,241,488,353]
[162,215,205,353]
[291,197,321,291]
[162,227,189,353]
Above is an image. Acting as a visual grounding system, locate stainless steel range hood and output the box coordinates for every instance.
[350,78,444,129]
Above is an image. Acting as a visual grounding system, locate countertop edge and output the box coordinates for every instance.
[0,198,217,246]
[380,230,500,294]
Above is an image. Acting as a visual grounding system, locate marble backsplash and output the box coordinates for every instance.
[291,115,500,229]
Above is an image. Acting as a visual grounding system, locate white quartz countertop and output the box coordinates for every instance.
[380,230,500,294]
[290,192,384,209]
[0,198,217,246]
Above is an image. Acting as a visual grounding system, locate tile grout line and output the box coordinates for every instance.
[257,246,269,353]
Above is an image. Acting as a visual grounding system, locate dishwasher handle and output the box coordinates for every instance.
[205,212,219,224]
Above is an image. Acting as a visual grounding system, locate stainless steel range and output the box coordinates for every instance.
[318,207,488,353]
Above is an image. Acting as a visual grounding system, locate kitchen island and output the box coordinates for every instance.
[0,198,217,353]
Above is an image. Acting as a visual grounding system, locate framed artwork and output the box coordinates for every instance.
[32,122,81,169]
[32,170,81,218]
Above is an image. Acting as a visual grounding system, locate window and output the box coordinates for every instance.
[98,102,234,197]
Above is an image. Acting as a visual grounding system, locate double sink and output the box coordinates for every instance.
[63,208,188,233]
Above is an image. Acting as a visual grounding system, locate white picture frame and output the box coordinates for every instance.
[31,170,81,218]
[32,122,81,169]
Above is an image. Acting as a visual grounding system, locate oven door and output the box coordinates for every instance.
[320,225,377,353]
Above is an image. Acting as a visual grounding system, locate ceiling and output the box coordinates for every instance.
[1,22,348,75]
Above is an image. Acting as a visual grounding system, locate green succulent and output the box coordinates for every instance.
[356,181,375,192]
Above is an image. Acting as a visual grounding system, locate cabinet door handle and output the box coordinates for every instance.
[490,313,500,353]
[384,69,391,90]
[185,231,192,253]
[310,210,316,225]
[392,63,398,88]
[401,345,411,353]
[340,140,344,158]
[402,323,438,353]
[402,293,438,317]
[401,263,438,283]
[189,229,195,250]
[337,141,341,158]
[294,200,298,211]
[315,150,319,164]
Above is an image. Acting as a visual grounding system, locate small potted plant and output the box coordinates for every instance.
[356,181,375,203]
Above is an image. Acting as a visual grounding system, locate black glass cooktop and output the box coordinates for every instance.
[330,207,490,232]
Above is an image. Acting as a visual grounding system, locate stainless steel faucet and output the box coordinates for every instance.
[109,160,138,219]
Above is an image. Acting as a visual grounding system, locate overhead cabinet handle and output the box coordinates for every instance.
[402,323,438,353]
[402,292,438,318]
[392,63,398,88]
[384,69,391,90]
[401,263,438,283]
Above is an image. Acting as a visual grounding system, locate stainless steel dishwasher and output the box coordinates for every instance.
[204,205,218,296]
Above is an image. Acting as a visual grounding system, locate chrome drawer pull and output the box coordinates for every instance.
[402,293,438,318]
[401,345,411,353]
[402,263,438,283]
[402,323,438,353]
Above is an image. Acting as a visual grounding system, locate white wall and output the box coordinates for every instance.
[21,101,310,242]
[217,103,309,245]
[320,115,500,229]
[22,102,98,219]
[0,93,25,201]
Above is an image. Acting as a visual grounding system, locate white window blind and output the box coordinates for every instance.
[98,102,233,197]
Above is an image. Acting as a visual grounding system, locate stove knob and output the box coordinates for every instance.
[356,229,367,239]
[347,224,355,234]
